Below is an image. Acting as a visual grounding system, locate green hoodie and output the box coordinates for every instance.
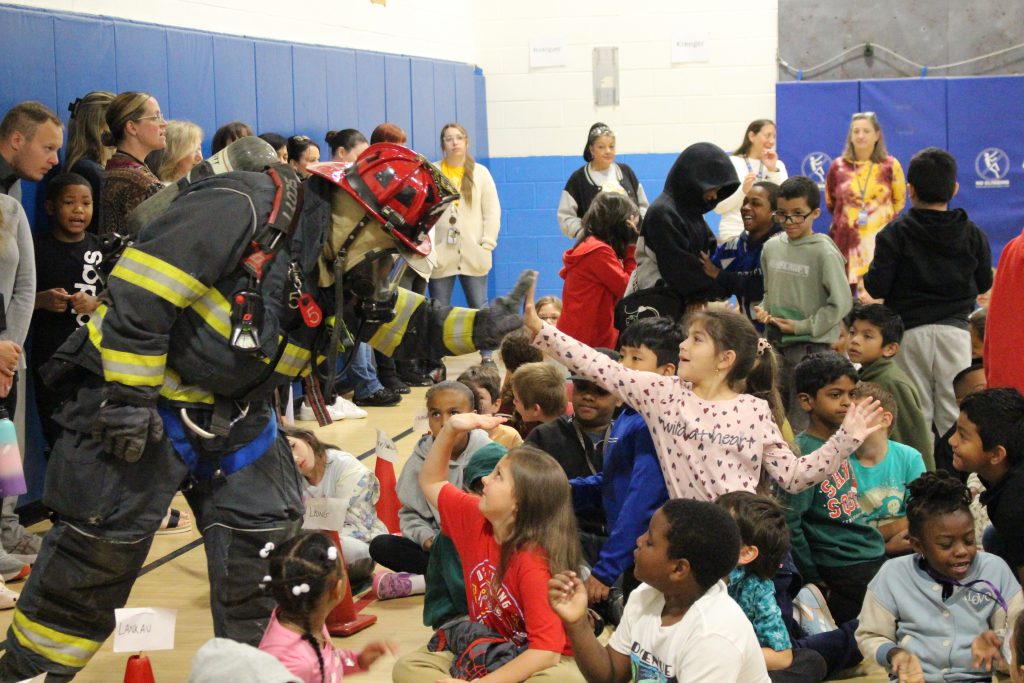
[760,232,852,345]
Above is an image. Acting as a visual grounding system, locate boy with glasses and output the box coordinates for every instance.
[756,176,853,431]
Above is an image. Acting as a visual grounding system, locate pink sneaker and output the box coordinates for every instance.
[373,572,416,600]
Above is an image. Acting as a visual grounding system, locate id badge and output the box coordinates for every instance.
[857,209,869,226]
[447,226,460,244]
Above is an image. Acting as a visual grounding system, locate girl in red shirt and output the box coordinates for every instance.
[393,413,586,682]
[557,193,639,349]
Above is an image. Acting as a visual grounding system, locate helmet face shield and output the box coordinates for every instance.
[346,250,408,323]
[308,144,459,258]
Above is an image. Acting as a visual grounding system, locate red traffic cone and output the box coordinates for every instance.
[323,530,377,637]
[374,451,401,534]
[123,653,156,683]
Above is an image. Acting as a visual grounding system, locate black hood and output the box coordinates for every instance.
[900,207,974,256]
[663,142,740,214]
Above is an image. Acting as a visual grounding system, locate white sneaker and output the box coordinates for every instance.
[298,398,367,422]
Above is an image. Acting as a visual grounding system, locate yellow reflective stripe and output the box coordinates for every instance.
[274,342,311,377]
[442,307,476,355]
[368,288,422,356]
[161,368,214,405]
[100,348,166,387]
[86,303,108,350]
[189,288,232,340]
[110,248,207,308]
[11,608,103,669]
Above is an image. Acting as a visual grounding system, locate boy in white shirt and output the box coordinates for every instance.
[548,498,770,683]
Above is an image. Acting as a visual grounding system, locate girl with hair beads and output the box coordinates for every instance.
[557,192,638,349]
[523,283,884,502]
[392,413,586,682]
[258,532,396,683]
[282,426,387,583]
[857,472,1023,682]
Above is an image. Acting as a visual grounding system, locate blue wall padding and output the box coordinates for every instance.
[473,69,489,160]
[777,76,1023,264]
[291,45,330,146]
[213,35,258,130]
[432,62,457,158]
[454,66,477,152]
[355,52,386,136]
[255,41,295,136]
[0,2,485,505]
[384,56,413,140]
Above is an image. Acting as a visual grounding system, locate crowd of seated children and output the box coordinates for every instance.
[496,328,545,436]
[367,381,492,598]
[510,361,569,439]
[934,362,987,478]
[782,352,886,625]
[846,383,926,557]
[847,304,932,465]
[457,363,523,449]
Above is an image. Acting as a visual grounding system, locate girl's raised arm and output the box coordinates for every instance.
[418,413,507,508]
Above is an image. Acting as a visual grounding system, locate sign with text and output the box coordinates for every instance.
[302,496,347,531]
[376,429,399,463]
[113,608,176,653]
[530,39,568,68]
[413,409,430,435]
[671,33,709,63]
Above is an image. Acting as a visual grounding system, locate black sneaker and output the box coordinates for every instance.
[398,370,434,387]
[353,387,402,407]
[382,375,411,394]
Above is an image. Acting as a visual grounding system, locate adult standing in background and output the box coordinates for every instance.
[286,135,320,180]
[713,119,787,242]
[0,101,63,201]
[211,121,252,154]
[64,92,114,232]
[431,122,501,363]
[826,112,906,291]
[558,122,648,239]
[154,121,203,183]
[325,128,368,163]
[99,92,166,237]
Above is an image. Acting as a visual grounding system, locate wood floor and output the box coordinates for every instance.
[1,352,892,682]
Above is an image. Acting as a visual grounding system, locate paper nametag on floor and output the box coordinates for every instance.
[376,429,399,463]
[113,607,176,652]
[303,496,347,531]
[413,409,429,434]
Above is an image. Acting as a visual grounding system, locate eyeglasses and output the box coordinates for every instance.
[135,114,166,124]
[443,135,466,144]
[772,210,812,225]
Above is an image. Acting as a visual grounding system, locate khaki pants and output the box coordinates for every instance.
[392,646,586,683]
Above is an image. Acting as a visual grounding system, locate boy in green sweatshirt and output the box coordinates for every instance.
[758,176,853,431]
[782,352,886,626]
[848,304,934,467]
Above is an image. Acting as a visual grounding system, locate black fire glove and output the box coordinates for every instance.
[94,384,164,463]
[472,270,537,349]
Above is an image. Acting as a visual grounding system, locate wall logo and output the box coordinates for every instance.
[975,147,1010,188]
[801,151,832,189]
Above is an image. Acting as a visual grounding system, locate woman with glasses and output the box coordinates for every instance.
[430,122,501,363]
[713,119,788,243]
[825,112,907,293]
[99,91,166,237]
[558,122,649,240]
[154,120,203,184]
[287,135,320,179]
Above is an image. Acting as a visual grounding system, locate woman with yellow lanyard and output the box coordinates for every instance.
[825,112,907,297]
[430,122,502,363]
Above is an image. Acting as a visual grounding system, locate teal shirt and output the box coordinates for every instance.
[850,440,926,527]
[858,357,934,470]
[782,432,886,583]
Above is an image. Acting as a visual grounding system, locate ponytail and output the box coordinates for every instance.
[745,341,786,429]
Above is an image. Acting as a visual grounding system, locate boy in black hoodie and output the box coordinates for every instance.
[625,142,740,312]
[864,147,992,449]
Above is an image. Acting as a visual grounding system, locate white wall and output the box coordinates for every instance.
[474,0,780,157]
[8,0,476,63]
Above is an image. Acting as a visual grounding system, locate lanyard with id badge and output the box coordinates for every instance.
[855,162,874,227]
[446,209,460,245]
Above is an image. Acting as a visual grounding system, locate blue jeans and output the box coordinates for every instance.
[339,342,384,400]
[429,274,492,357]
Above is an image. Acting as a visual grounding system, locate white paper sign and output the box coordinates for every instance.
[303,496,347,531]
[375,429,399,463]
[671,33,710,63]
[113,608,176,653]
[413,409,430,435]
[15,675,46,683]
[530,39,568,68]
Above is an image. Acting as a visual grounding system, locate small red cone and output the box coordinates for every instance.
[374,450,401,534]
[323,530,377,637]
[123,653,156,683]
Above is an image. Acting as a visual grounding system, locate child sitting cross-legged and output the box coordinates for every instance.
[392,413,586,682]
[716,491,829,683]
[258,531,397,683]
[548,498,771,682]
[856,471,1024,682]
[847,383,927,557]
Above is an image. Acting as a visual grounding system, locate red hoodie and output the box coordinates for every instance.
[557,236,636,348]
[986,229,1024,394]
